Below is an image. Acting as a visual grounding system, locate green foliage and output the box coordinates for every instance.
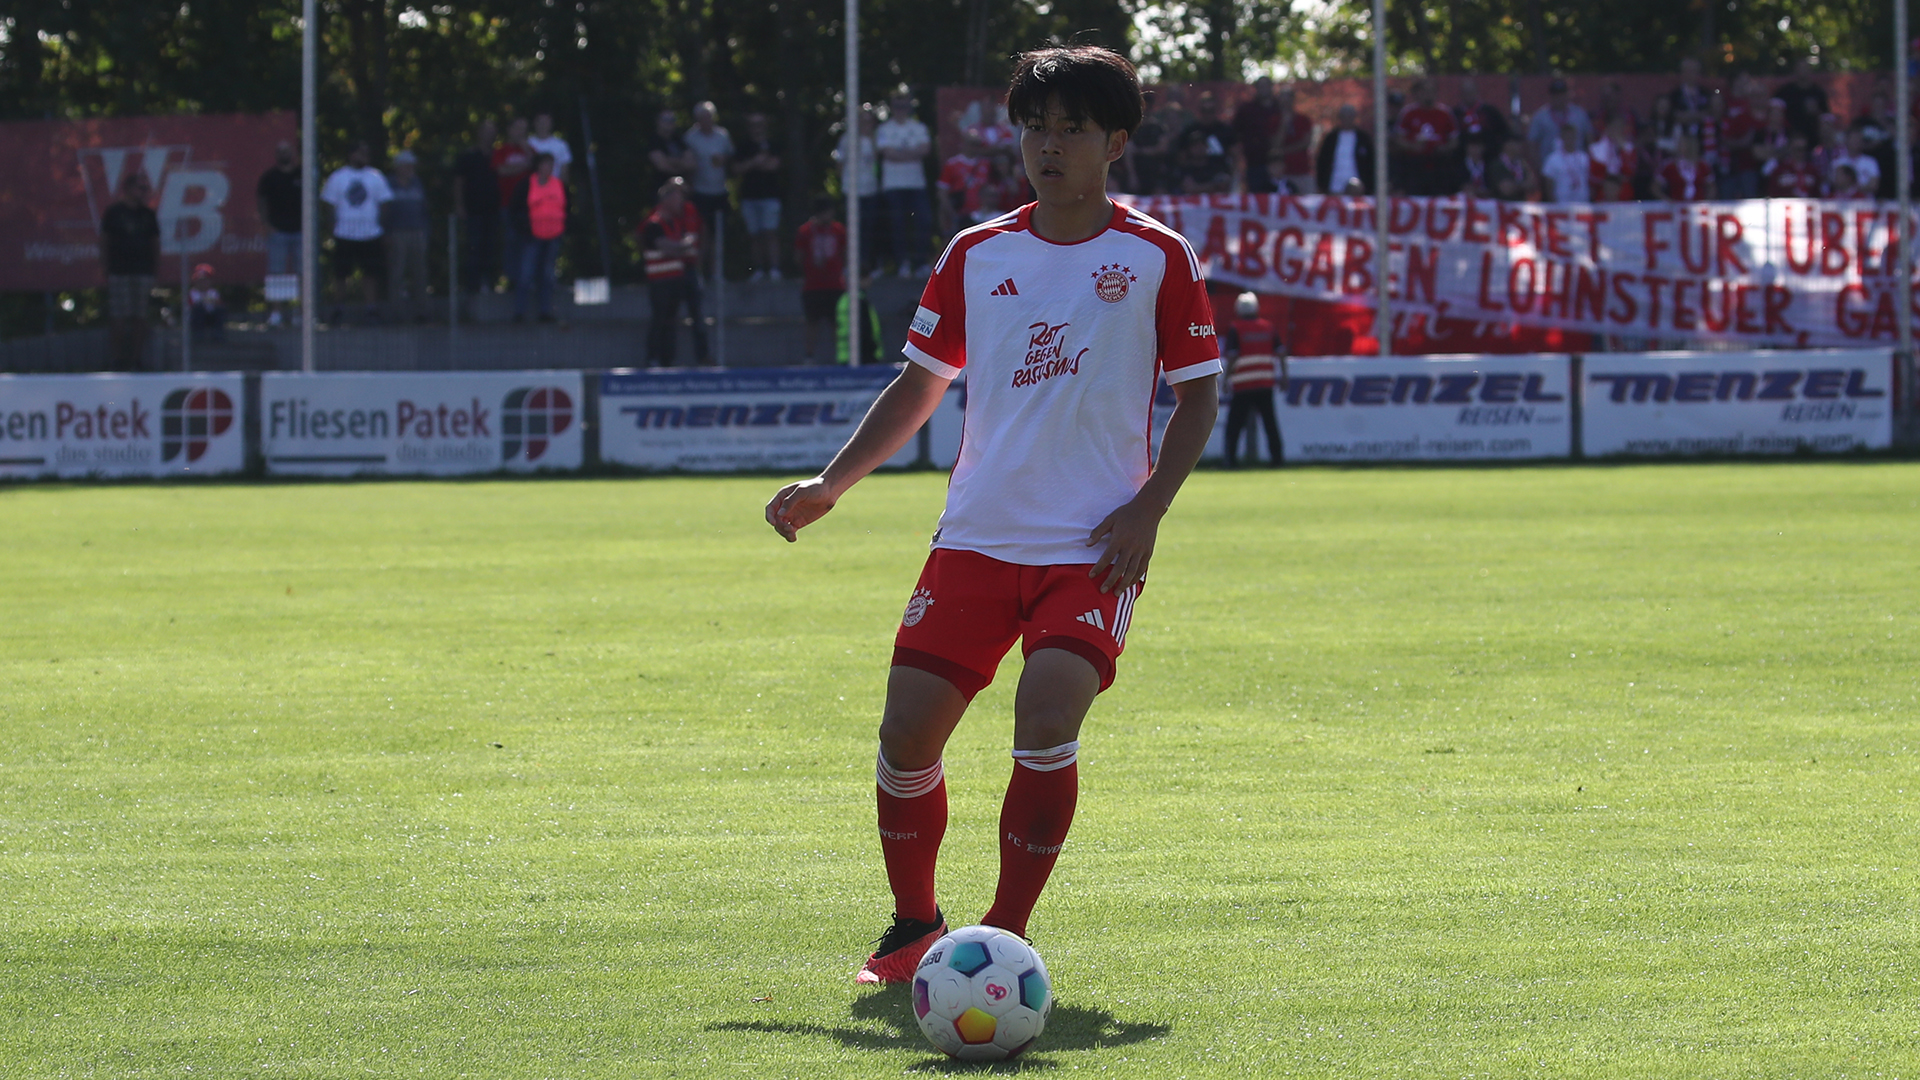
[1,465,1916,1075]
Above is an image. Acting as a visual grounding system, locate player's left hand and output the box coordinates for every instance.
[1086,497,1163,594]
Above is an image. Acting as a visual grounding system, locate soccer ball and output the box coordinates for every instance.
[911,925,1053,1060]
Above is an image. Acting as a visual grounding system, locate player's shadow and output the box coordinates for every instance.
[708,988,1169,1066]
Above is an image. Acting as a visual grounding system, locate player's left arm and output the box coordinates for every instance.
[1086,373,1218,595]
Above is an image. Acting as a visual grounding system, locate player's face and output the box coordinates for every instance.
[1020,101,1126,204]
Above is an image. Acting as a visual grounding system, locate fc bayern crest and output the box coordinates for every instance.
[902,588,935,627]
[1092,264,1135,303]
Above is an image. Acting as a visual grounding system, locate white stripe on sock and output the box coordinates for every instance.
[1011,740,1079,772]
[876,750,945,798]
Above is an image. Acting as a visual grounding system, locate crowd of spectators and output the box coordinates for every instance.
[1117,58,1911,205]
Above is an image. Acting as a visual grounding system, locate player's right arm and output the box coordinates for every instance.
[764,363,950,542]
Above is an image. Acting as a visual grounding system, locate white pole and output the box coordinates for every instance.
[300,0,316,373]
[844,0,861,367]
[1371,0,1391,357]
[1897,0,1913,419]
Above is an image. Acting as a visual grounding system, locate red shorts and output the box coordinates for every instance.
[891,548,1143,699]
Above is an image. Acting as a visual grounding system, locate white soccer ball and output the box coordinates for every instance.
[911,925,1053,1060]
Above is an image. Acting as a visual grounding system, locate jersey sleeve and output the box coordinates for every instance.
[902,242,966,379]
[1156,237,1223,384]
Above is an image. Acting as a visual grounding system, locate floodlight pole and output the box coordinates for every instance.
[1372,0,1391,357]
[1897,0,1914,421]
[300,0,316,373]
[844,0,862,367]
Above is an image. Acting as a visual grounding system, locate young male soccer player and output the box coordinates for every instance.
[764,45,1221,984]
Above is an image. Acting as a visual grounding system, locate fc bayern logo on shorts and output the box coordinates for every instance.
[1091,264,1135,304]
[902,588,935,627]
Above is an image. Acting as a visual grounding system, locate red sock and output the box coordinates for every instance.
[875,752,946,924]
[982,743,1079,937]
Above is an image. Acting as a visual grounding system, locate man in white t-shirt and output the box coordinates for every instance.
[682,101,734,280]
[527,112,573,185]
[766,45,1221,986]
[1540,124,1592,203]
[876,91,934,277]
[834,104,883,270]
[319,142,394,321]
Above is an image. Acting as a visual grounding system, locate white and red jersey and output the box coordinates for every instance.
[904,201,1221,566]
[1660,159,1709,202]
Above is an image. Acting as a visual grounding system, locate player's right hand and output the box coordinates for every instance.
[765,477,837,542]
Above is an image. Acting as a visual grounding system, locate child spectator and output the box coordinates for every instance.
[1829,162,1868,200]
[1655,133,1714,201]
[1765,136,1825,198]
[1588,118,1640,202]
[795,198,846,362]
[188,263,226,342]
[1489,137,1536,201]
[1541,123,1592,203]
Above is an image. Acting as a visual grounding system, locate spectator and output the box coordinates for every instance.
[833,104,883,268]
[936,129,988,237]
[794,197,845,362]
[836,273,884,365]
[1588,118,1640,202]
[99,172,159,370]
[975,154,1022,220]
[647,108,694,191]
[1455,76,1510,158]
[1460,139,1493,198]
[1835,129,1881,194]
[1176,124,1234,194]
[683,101,734,280]
[1752,98,1793,176]
[1129,89,1185,194]
[1655,133,1714,201]
[1719,76,1764,200]
[1222,292,1284,469]
[875,90,933,277]
[1183,91,1240,184]
[453,120,501,298]
[1776,58,1829,145]
[1315,103,1375,195]
[1811,114,1848,183]
[383,150,431,322]
[527,112,572,185]
[1528,77,1593,162]
[1273,85,1316,193]
[1850,89,1899,197]
[1666,58,1711,139]
[1394,78,1459,196]
[1830,162,1869,200]
[1541,123,1591,203]
[1489,136,1537,201]
[1765,136,1824,198]
[511,151,566,323]
[493,118,534,292]
[255,140,301,327]
[1231,77,1282,193]
[641,178,707,367]
[319,141,392,323]
[187,263,226,342]
[1591,81,1639,140]
[1646,95,1680,165]
[733,112,784,281]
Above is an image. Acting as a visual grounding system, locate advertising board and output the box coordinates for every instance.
[1272,354,1572,462]
[599,366,915,472]
[0,372,246,478]
[1581,349,1893,456]
[260,372,583,476]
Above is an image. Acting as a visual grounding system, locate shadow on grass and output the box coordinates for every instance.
[710,987,1169,1067]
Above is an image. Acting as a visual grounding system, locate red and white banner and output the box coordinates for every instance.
[1129,194,1917,349]
[0,113,295,291]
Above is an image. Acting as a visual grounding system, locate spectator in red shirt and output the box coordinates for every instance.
[1394,78,1459,195]
[1454,76,1510,161]
[1592,81,1639,142]
[794,198,847,362]
[1274,85,1317,194]
[492,117,534,291]
[935,130,989,236]
[1719,75,1764,199]
[1489,136,1537,201]
[1588,117,1640,202]
[1231,77,1282,193]
[641,178,707,367]
[1655,133,1714,201]
[1765,136,1825,198]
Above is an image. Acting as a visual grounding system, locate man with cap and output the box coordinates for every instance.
[1222,291,1285,468]
[384,149,432,322]
[1527,78,1593,162]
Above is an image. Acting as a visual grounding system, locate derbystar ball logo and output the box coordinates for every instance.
[501,387,573,462]
[160,387,235,462]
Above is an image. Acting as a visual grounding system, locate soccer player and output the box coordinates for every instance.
[764,44,1221,984]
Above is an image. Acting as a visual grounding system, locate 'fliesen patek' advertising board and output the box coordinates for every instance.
[260,372,583,476]
[599,366,913,472]
[1581,349,1893,456]
[0,372,245,478]
[1274,354,1572,461]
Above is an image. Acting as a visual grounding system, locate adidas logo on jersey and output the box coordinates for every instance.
[1075,609,1107,631]
[989,278,1019,296]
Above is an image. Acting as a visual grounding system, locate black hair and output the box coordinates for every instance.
[532,151,555,168]
[811,196,836,215]
[1005,45,1143,136]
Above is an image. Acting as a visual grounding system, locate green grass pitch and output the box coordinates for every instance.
[3,463,1916,1077]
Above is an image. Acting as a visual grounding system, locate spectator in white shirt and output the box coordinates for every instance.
[834,103,883,271]
[682,101,734,280]
[1541,125,1592,203]
[319,141,394,322]
[1838,128,1881,194]
[527,112,573,185]
[875,90,933,278]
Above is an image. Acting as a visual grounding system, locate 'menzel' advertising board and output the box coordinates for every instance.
[0,372,245,478]
[1581,349,1894,456]
[260,372,583,475]
[1274,354,1572,461]
[599,366,916,472]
